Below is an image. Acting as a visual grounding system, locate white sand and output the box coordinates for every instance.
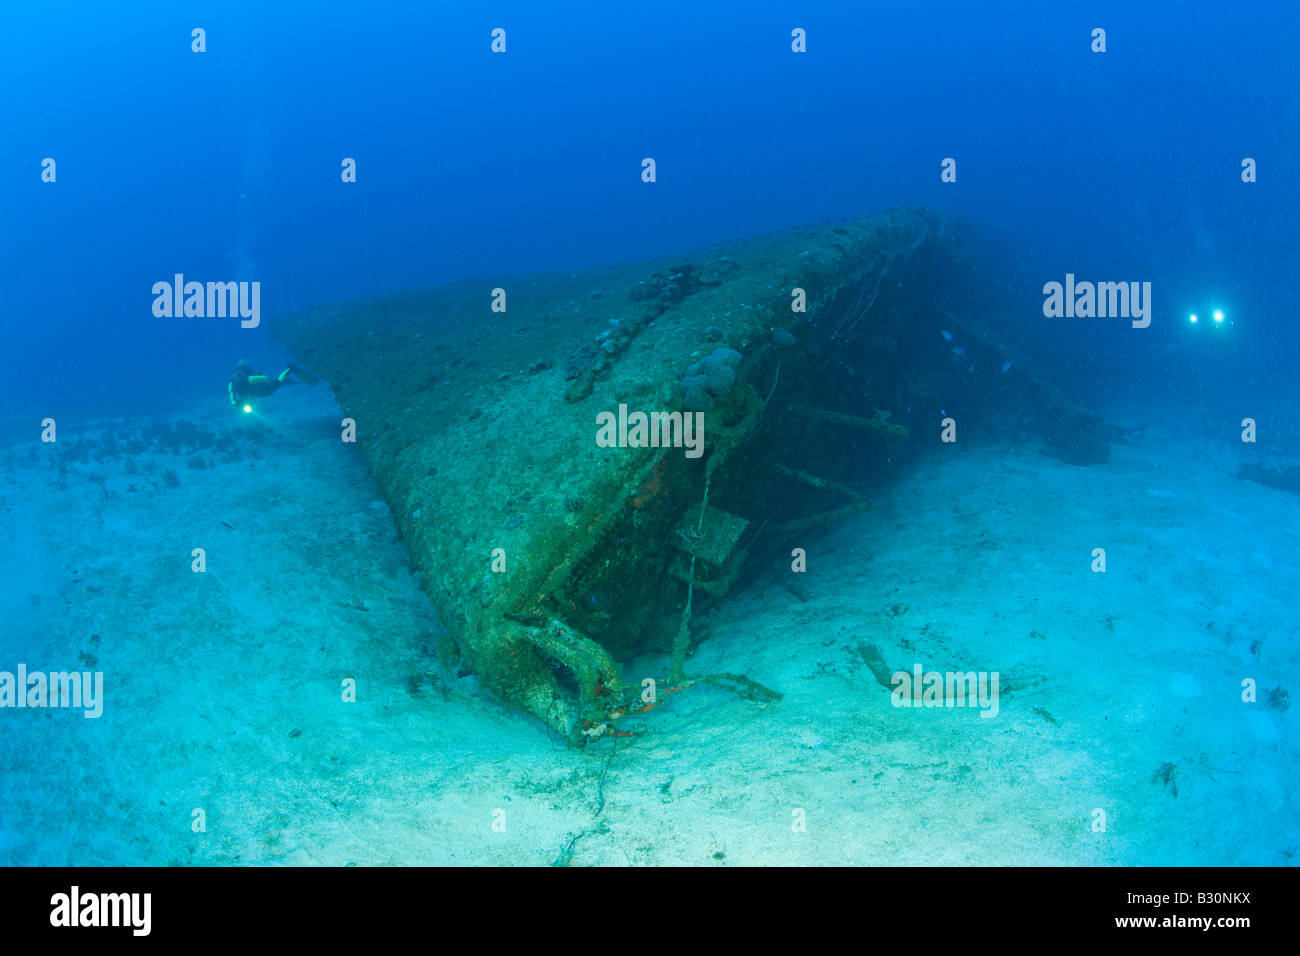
[1,393,1295,865]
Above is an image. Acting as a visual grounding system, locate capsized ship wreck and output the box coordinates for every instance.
[275,207,1110,744]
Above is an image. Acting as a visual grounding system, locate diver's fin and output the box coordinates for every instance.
[288,363,321,386]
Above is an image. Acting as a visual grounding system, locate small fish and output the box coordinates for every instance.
[967,362,975,373]
[1001,360,1013,373]
[940,330,953,341]
[952,346,966,356]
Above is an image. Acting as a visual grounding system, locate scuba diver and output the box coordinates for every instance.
[227,359,319,409]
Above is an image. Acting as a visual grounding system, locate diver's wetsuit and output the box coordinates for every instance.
[228,363,299,406]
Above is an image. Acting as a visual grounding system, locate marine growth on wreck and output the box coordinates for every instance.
[276,206,1111,744]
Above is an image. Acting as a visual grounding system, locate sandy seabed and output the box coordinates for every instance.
[1,389,1295,866]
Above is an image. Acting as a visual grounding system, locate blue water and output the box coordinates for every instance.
[2,0,1295,419]
[1,1,1297,866]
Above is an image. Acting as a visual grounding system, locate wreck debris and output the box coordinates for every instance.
[787,402,909,440]
[770,463,862,501]
[768,502,875,536]
[273,206,1114,745]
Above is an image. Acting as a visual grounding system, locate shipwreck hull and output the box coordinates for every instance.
[275,207,1108,743]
